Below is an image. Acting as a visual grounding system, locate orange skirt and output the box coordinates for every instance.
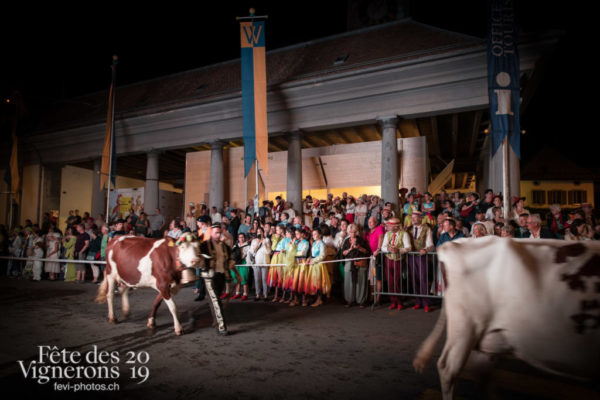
[288,258,308,292]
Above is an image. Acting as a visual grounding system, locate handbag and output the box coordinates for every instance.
[354,258,368,268]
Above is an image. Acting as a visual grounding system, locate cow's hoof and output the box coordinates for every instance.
[175,329,183,336]
[122,313,130,321]
[108,318,117,324]
[146,318,155,329]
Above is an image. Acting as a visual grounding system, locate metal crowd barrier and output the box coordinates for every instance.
[373,251,445,305]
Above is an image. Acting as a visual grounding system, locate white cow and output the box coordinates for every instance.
[413,236,600,399]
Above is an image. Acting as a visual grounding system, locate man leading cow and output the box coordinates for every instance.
[196,224,236,336]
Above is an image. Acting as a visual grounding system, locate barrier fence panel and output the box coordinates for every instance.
[373,252,444,310]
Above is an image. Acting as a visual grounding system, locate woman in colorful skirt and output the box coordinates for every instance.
[232,233,250,300]
[268,225,289,302]
[420,192,436,226]
[30,236,45,281]
[62,228,77,282]
[402,193,419,227]
[280,227,297,303]
[267,224,282,287]
[44,225,62,281]
[306,229,332,307]
[345,197,356,224]
[289,228,311,307]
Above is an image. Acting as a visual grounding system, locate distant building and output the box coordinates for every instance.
[520,146,596,209]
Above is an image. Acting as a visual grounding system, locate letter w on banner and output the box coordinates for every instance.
[487,0,521,159]
[240,19,269,177]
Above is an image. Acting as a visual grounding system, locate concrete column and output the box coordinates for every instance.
[91,158,105,219]
[145,151,160,213]
[378,116,399,210]
[286,131,303,218]
[400,136,428,194]
[209,141,224,212]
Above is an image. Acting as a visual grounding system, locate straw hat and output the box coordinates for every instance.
[385,217,401,226]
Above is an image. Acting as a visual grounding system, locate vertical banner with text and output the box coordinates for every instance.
[487,0,521,159]
[240,19,269,177]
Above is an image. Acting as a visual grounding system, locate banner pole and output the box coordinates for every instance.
[105,55,118,224]
[255,160,259,205]
[502,138,510,221]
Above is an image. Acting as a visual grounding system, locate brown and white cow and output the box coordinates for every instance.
[95,234,204,336]
[413,236,600,399]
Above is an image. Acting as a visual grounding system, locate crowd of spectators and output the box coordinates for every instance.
[1,188,598,309]
[0,206,169,283]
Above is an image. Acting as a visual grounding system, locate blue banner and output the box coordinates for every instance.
[487,0,521,158]
[240,19,268,177]
[241,44,256,177]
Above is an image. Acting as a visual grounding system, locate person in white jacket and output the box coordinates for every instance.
[248,227,271,301]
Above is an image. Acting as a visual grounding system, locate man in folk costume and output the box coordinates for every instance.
[197,224,236,336]
[381,217,412,310]
[273,196,285,222]
[193,215,212,301]
[407,213,434,312]
[302,196,313,228]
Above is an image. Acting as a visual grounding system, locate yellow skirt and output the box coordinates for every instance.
[267,252,285,287]
[306,262,332,296]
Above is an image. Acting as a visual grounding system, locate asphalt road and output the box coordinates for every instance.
[0,277,597,400]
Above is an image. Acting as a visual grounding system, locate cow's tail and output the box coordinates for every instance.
[413,305,447,373]
[95,279,108,304]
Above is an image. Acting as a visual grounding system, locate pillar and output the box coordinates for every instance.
[286,131,303,218]
[209,141,224,212]
[145,151,160,214]
[91,158,105,219]
[400,136,428,194]
[379,116,399,210]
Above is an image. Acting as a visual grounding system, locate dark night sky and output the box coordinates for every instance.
[1,1,589,167]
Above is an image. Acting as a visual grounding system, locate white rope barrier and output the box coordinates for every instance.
[234,256,373,268]
[0,255,389,268]
[0,256,106,265]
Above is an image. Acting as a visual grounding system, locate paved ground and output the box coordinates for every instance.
[0,277,597,399]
